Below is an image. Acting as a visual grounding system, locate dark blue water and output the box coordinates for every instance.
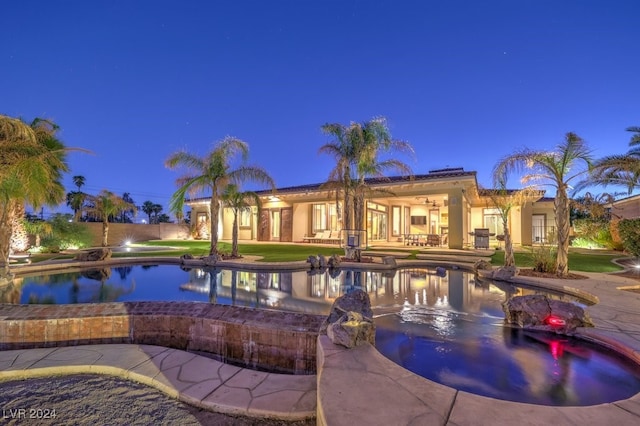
[8,264,640,406]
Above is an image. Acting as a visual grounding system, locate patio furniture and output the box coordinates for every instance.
[426,234,441,247]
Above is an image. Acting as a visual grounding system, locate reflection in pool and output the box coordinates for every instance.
[6,264,640,406]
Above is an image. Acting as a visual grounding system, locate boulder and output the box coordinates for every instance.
[492,266,518,281]
[321,289,374,343]
[74,248,112,262]
[502,294,594,335]
[474,259,493,271]
[382,256,397,267]
[200,254,221,266]
[81,268,111,281]
[307,255,320,269]
[327,254,341,269]
[326,311,375,348]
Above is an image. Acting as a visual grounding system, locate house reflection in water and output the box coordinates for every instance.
[177,267,535,316]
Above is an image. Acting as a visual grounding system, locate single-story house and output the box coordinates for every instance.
[607,194,640,220]
[186,168,556,249]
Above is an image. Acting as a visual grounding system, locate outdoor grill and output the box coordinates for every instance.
[473,228,490,249]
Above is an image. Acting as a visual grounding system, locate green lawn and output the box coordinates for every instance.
[27,240,627,272]
[490,249,624,273]
[139,240,341,262]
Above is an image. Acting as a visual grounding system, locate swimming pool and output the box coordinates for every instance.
[7,264,640,406]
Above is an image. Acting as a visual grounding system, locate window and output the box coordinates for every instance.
[328,203,339,231]
[367,210,387,240]
[392,206,401,236]
[239,208,251,228]
[271,210,281,239]
[483,208,503,236]
[312,203,327,231]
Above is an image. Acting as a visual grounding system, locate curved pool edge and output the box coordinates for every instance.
[7,257,640,424]
[315,269,640,425]
[0,343,317,422]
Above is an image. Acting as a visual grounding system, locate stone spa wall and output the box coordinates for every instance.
[0,302,324,375]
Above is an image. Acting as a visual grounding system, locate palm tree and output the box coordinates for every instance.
[165,136,275,255]
[1,115,78,281]
[493,132,593,277]
[66,191,86,221]
[23,218,53,248]
[151,203,163,223]
[72,175,86,191]
[66,175,87,222]
[222,184,261,257]
[586,126,640,193]
[319,117,414,233]
[84,190,137,246]
[119,193,136,223]
[483,185,541,268]
[141,200,155,224]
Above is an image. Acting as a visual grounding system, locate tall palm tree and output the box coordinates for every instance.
[1,115,77,281]
[165,136,275,255]
[66,175,87,222]
[586,126,640,193]
[493,132,593,277]
[141,200,155,224]
[118,193,135,223]
[84,190,137,246]
[66,191,86,221]
[319,117,414,233]
[221,184,261,258]
[318,123,354,230]
[72,175,86,191]
[151,203,163,223]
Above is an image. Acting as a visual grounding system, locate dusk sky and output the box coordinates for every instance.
[3,1,638,220]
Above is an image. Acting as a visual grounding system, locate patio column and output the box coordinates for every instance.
[447,188,464,249]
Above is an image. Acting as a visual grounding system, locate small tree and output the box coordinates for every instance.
[22,218,53,249]
[482,185,540,268]
[221,184,261,258]
[84,190,137,246]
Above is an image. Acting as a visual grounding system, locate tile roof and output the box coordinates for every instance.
[186,168,477,202]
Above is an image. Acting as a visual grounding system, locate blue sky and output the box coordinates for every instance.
[3,1,638,220]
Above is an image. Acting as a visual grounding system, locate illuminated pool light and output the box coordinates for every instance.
[545,315,567,327]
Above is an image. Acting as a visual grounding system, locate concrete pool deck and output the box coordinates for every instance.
[2,254,640,425]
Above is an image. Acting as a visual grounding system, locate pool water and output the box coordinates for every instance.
[7,264,640,406]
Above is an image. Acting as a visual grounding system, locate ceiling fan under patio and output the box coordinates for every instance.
[415,197,439,207]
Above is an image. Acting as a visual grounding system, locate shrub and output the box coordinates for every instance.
[40,214,93,252]
[617,219,640,257]
[571,218,615,249]
[531,245,557,273]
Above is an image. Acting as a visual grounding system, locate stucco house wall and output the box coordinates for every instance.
[186,168,555,249]
[609,194,640,220]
